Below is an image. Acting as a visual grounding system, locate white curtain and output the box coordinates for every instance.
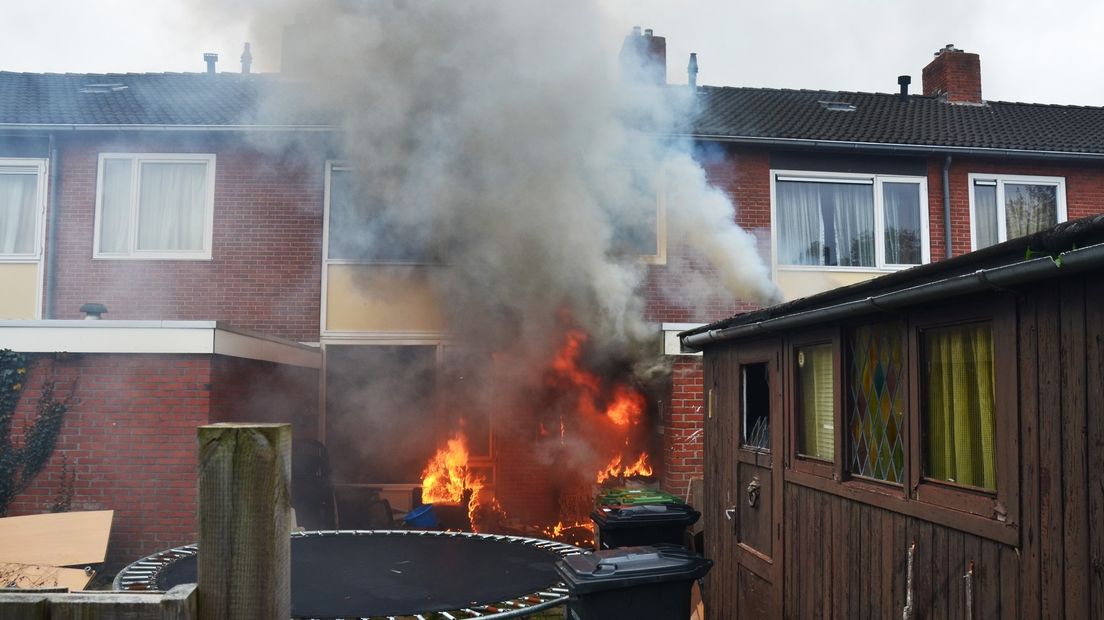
[136,162,207,251]
[829,184,874,267]
[973,183,998,249]
[777,181,824,265]
[883,183,921,264]
[0,172,37,255]
[99,159,133,253]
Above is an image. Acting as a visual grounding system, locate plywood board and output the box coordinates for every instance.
[0,511,113,566]
[0,563,92,591]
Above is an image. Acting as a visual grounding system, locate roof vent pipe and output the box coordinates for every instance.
[203,52,218,74]
[80,303,107,320]
[898,75,911,102]
[240,43,252,74]
[688,53,699,88]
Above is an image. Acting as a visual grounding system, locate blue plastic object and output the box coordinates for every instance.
[404,504,438,528]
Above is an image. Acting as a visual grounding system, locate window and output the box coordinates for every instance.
[920,322,996,491]
[970,174,1067,250]
[325,164,433,263]
[741,362,770,450]
[0,160,45,258]
[606,166,666,264]
[796,343,834,461]
[847,321,906,484]
[774,172,929,269]
[94,154,215,259]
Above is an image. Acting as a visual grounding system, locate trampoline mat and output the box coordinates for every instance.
[155,533,564,617]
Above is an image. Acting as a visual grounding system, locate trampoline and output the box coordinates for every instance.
[114,529,585,619]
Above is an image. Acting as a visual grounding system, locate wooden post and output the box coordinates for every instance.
[197,424,291,620]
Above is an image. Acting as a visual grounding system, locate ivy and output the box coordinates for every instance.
[0,349,74,517]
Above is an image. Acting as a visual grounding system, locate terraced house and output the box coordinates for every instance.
[2,37,1104,573]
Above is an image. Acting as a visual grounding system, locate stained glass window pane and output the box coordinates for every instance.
[847,321,906,483]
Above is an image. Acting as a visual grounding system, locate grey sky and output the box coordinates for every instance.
[2,0,1102,106]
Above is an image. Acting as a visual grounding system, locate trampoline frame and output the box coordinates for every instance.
[114,529,586,619]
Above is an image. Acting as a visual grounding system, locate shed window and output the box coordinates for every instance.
[741,363,770,450]
[847,321,906,483]
[921,322,996,490]
[796,344,834,461]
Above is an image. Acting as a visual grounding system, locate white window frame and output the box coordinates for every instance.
[967,173,1067,251]
[93,153,216,260]
[770,169,930,272]
[0,158,48,262]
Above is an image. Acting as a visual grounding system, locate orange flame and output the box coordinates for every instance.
[548,329,645,427]
[421,434,479,505]
[596,452,654,484]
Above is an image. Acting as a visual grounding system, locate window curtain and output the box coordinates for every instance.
[798,344,834,460]
[0,172,37,254]
[1005,183,1057,239]
[136,162,207,251]
[973,183,999,249]
[923,323,997,490]
[99,159,133,253]
[777,181,824,265]
[829,184,874,267]
[883,183,921,264]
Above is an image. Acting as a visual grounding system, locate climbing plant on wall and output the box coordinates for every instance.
[0,349,73,517]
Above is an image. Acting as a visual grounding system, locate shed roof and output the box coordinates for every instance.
[681,214,1104,344]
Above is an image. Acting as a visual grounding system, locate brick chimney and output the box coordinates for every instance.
[922,44,982,103]
[619,26,667,85]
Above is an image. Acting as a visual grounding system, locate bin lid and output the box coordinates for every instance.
[590,503,701,528]
[555,544,713,595]
[595,488,684,507]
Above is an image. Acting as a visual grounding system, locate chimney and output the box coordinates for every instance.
[203,52,219,75]
[619,26,666,85]
[240,43,252,74]
[922,44,982,103]
[897,75,911,102]
[688,53,699,88]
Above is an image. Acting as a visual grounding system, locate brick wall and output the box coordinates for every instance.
[661,358,705,500]
[6,353,210,569]
[50,134,326,342]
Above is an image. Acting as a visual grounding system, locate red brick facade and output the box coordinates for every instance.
[6,352,318,569]
[50,135,326,342]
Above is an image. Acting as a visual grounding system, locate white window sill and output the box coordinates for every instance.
[92,254,213,262]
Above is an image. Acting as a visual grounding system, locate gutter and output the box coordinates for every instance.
[0,123,335,133]
[942,155,953,259]
[669,133,1104,162]
[44,134,59,319]
[682,240,1104,350]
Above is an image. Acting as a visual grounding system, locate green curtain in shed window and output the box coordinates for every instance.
[922,323,996,490]
[797,344,834,460]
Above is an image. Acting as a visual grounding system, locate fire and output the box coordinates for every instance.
[596,452,653,484]
[421,434,479,505]
[547,329,645,428]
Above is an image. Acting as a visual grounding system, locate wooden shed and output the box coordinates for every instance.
[681,215,1104,618]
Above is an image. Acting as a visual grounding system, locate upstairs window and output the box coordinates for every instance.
[0,160,45,257]
[774,172,928,269]
[970,174,1066,250]
[325,164,433,263]
[94,154,215,259]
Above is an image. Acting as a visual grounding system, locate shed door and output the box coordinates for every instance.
[705,340,783,618]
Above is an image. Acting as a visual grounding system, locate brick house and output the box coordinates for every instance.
[2,36,1104,566]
